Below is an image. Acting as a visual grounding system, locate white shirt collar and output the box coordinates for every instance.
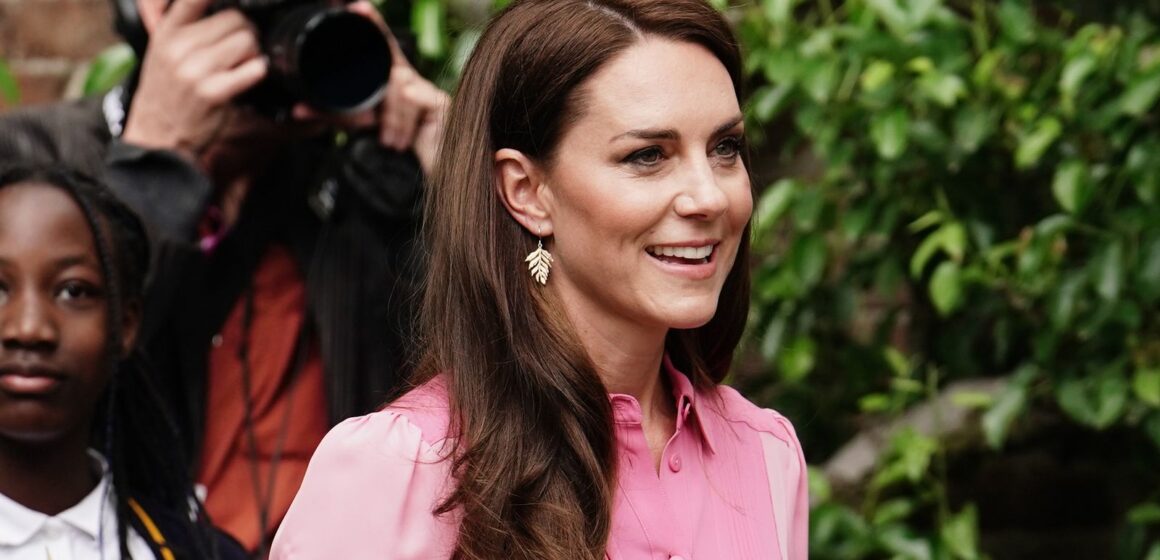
[0,450,114,546]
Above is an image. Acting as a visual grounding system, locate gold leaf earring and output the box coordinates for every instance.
[525,228,553,285]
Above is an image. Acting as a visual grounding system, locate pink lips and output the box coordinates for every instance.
[0,368,65,396]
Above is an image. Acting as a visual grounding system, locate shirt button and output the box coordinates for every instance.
[668,454,682,473]
[211,334,224,347]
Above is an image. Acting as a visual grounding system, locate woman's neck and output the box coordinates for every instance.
[565,305,676,469]
[0,431,97,515]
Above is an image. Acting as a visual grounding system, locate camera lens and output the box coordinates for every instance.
[266,6,392,113]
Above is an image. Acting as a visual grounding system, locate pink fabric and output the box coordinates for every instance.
[271,360,809,559]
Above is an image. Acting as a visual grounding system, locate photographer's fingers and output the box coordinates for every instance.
[379,66,422,151]
[405,80,449,175]
[158,0,213,31]
[180,22,263,79]
[197,55,268,104]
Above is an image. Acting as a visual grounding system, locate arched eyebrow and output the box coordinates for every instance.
[609,115,744,143]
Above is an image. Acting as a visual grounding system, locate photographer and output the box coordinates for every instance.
[0,0,446,553]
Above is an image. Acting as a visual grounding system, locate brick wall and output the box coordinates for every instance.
[0,0,120,109]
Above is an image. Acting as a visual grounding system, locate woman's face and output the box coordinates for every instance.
[0,183,113,444]
[540,37,751,339]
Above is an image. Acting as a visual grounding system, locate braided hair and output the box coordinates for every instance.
[0,163,221,559]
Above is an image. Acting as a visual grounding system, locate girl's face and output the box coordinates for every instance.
[0,183,118,444]
[538,37,751,339]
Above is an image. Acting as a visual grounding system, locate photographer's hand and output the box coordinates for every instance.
[291,1,449,176]
[121,0,267,164]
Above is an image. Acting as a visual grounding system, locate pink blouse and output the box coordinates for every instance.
[271,358,809,559]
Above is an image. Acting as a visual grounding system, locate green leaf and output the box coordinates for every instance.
[1092,241,1125,301]
[763,0,794,25]
[1015,117,1062,169]
[861,60,896,93]
[791,188,825,231]
[1136,234,1160,303]
[1060,55,1097,108]
[908,210,944,233]
[1146,415,1160,451]
[1135,368,1160,407]
[791,233,828,289]
[1051,160,1091,214]
[1146,543,1160,560]
[760,312,788,362]
[885,347,910,376]
[0,58,20,105]
[873,499,916,526]
[919,72,967,108]
[1057,370,1129,429]
[929,261,964,316]
[1128,503,1160,525]
[753,83,794,123]
[860,393,893,412]
[82,43,137,96]
[997,0,1035,44]
[801,57,840,103]
[954,105,993,154]
[951,391,995,409]
[1048,272,1086,331]
[983,366,1035,448]
[871,108,909,160]
[778,336,817,382]
[879,526,933,560]
[412,0,448,60]
[754,179,798,236]
[807,466,832,502]
[941,505,980,560]
[1119,72,1160,117]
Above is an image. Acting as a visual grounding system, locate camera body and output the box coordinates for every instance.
[113,0,392,117]
[224,0,392,116]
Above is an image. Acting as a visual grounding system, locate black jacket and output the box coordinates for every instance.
[0,95,424,465]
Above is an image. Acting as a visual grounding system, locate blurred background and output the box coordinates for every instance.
[4,0,1160,558]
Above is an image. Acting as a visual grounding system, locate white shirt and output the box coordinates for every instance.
[0,452,155,560]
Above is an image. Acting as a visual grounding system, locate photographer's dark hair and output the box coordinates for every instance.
[0,164,222,559]
[415,0,748,558]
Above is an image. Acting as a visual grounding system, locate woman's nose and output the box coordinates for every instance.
[0,290,59,351]
[673,158,730,220]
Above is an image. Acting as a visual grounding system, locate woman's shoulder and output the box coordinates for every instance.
[702,383,801,448]
[322,375,454,455]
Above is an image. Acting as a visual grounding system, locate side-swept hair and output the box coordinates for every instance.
[415,1,750,558]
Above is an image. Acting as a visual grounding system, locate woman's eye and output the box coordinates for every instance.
[713,137,743,159]
[624,146,664,166]
[57,281,101,302]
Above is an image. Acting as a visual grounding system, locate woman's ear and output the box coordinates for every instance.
[120,300,142,358]
[495,148,553,236]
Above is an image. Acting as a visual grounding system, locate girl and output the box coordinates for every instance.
[0,164,242,559]
[274,1,808,558]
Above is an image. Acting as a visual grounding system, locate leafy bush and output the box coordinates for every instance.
[733,0,1160,557]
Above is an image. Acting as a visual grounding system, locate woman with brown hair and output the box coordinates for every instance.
[271,0,808,558]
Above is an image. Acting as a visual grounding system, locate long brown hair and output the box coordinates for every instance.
[414,1,749,558]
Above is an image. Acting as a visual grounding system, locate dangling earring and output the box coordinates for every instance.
[525,228,553,285]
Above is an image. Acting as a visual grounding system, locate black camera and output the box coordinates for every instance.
[231,0,392,116]
[114,0,392,116]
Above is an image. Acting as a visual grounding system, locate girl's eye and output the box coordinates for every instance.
[57,281,102,302]
[713,137,743,159]
[624,146,665,166]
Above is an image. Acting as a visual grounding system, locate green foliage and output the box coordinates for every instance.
[0,58,20,106]
[736,0,1160,556]
[83,44,137,96]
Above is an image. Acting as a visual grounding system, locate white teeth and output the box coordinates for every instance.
[647,244,713,259]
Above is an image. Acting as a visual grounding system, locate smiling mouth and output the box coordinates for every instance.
[646,244,715,265]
